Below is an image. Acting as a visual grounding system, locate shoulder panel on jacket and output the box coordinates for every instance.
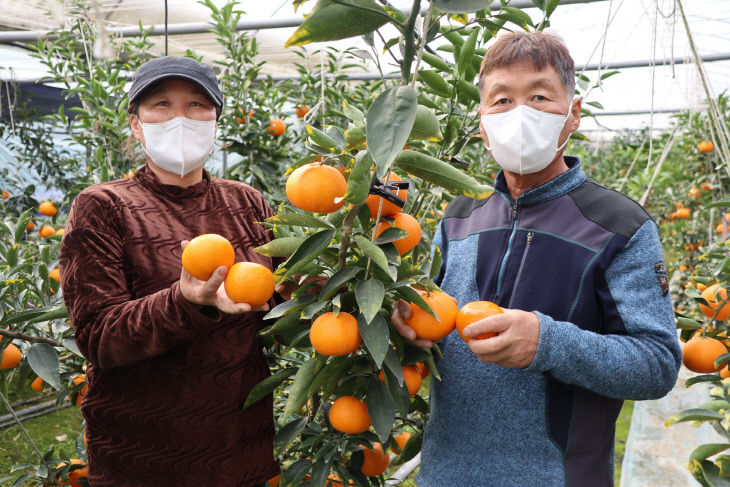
[568,181,652,239]
[444,194,494,220]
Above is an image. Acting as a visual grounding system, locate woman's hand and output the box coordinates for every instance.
[178,240,269,314]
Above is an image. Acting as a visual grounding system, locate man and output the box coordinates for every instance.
[393,31,681,486]
[60,57,278,486]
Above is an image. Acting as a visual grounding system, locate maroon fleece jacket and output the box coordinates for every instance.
[59,165,279,486]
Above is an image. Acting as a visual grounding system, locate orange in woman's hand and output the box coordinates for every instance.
[181,234,235,281]
[223,262,275,306]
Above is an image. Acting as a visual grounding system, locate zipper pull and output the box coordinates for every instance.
[512,204,518,218]
[526,231,534,244]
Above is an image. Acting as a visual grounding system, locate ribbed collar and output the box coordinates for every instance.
[135,164,211,199]
[493,156,586,208]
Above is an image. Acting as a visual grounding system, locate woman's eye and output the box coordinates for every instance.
[497,98,509,105]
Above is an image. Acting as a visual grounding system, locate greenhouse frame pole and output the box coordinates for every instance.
[0,0,608,43]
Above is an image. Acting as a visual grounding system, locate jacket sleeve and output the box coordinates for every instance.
[525,220,682,400]
[59,191,221,370]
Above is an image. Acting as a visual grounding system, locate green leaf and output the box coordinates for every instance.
[27,343,60,390]
[267,213,334,229]
[676,317,702,330]
[284,358,317,417]
[419,70,451,97]
[353,235,392,279]
[394,285,437,319]
[366,378,395,443]
[398,429,423,464]
[496,6,535,29]
[410,105,443,141]
[355,280,385,324]
[456,78,481,105]
[280,229,336,281]
[374,227,408,245]
[275,418,309,454]
[306,124,341,151]
[343,99,366,126]
[456,28,479,77]
[691,443,730,463]
[358,313,390,368]
[421,52,451,73]
[285,0,390,47]
[344,126,367,150]
[366,85,418,177]
[686,374,721,387]
[242,367,297,410]
[27,304,67,324]
[434,0,489,14]
[666,408,723,426]
[62,339,82,357]
[344,152,374,204]
[255,237,307,258]
[430,246,443,280]
[319,266,362,300]
[395,150,493,199]
[383,346,404,386]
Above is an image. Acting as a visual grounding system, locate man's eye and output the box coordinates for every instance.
[497,98,509,105]
[534,95,547,101]
[155,101,168,106]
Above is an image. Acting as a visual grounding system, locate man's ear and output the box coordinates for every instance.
[569,98,582,132]
[129,113,144,145]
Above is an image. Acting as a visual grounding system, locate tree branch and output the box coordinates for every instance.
[0,329,62,347]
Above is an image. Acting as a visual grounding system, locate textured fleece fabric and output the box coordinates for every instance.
[416,157,682,487]
[59,165,280,487]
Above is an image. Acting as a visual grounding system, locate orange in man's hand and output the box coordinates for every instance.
[404,291,458,341]
[224,262,275,306]
[309,311,362,356]
[456,301,503,341]
[374,212,422,255]
[286,163,347,214]
[328,395,371,434]
[181,234,235,281]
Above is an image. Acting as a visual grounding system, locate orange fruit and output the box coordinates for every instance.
[717,223,727,235]
[39,201,57,217]
[286,163,347,214]
[0,344,21,369]
[49,268,61,283]
[391,432,411,454]
[181,234,235,281]
[224,262,275,306]
[366,173,407,218]
[266,118,286,136]
[310,312,361,356]
[268,474,280,487]
[698,140,714,153]
[683,336,727,373]
[675,208,690,219]
[697,282,708,292]
[374,213,422,255]
[702,181,712,190]
[456,301,503,341]
[123,171,135,178]
[295,104,309,118]
[699,284,730,321]
[688,187,701,198]
[31,377,43,392]
[329,396,371,434]
[404,291,458,341]
[721,364,730,379]
[39,225,55,238]
[2,190,8,199]
[58,459,88,487]
[55,228,65,235]
[326,474,353,486]
[359,442,390,477]
[26,221,35,231]
[414,361,430,378]
[73,374,87,396]
[377,365,422,396]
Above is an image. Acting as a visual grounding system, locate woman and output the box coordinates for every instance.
[59,56,279,487]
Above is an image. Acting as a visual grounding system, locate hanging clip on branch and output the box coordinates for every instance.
[369,179,410,209]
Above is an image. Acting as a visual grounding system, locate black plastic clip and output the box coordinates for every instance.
[368,178,410,209]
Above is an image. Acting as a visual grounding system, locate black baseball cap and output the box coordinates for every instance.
[128,56,223,109]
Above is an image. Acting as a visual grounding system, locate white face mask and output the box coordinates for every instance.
[481,101,574,175]
[139,116,216,177]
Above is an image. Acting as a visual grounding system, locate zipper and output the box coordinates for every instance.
[508,230,534,308]
[494,203,520,302]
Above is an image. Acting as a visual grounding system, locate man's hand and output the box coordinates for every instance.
[179,240,269,314]
[464,309,540,368]
[391,299,436,348]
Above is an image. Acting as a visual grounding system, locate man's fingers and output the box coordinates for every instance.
[181,240,190,249]
[463,314,505,338]
[392,300,412,325]
[202,266,228,295]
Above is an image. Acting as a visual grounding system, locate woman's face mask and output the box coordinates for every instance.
[481,100,574,175]
[138,116,216,177]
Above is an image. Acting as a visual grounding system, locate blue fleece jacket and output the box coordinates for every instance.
[415,157,682,487]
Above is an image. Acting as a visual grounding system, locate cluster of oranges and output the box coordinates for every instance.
[181,234,275,306]
[683,283,730,375]
[326,395,417,479]
[56,458,88,487]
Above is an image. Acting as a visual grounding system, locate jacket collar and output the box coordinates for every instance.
[493,156,585,207]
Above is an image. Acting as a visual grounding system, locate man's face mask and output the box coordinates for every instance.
[481,100,574,175]
[138,116,216,177]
